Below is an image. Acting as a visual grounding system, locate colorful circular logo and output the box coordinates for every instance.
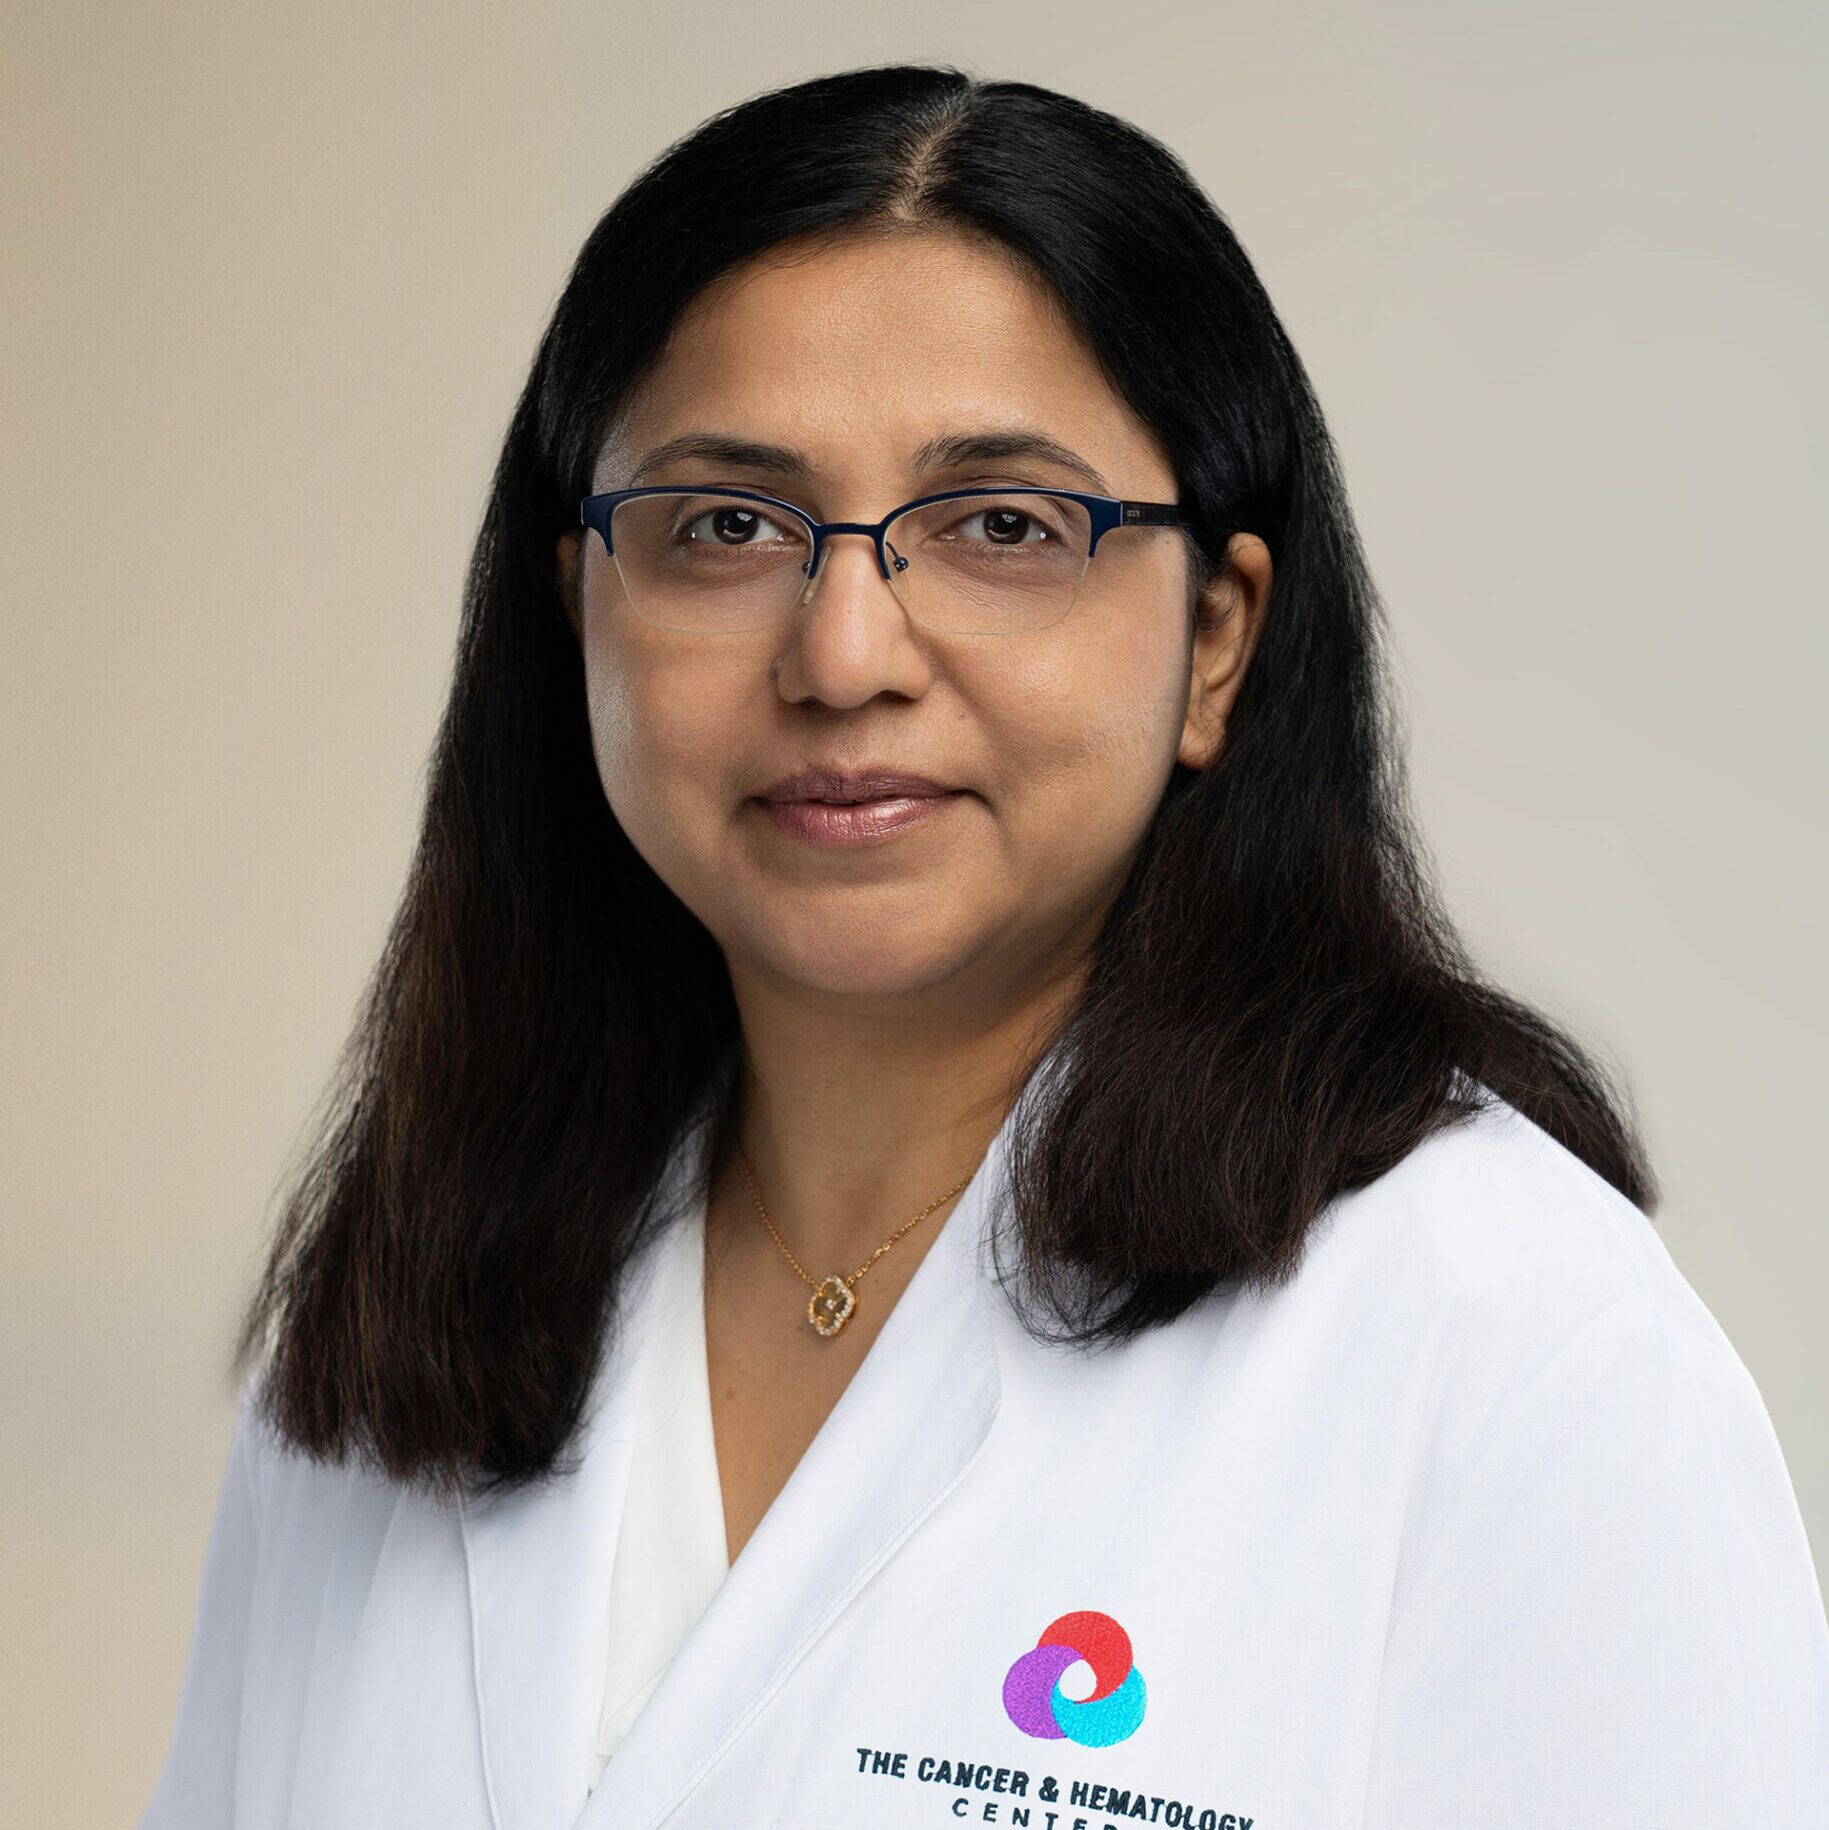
[1001,1609,1147,1747]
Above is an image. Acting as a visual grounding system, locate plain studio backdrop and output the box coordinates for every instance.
[3,3,1824,1824]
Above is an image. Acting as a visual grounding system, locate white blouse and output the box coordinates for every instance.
[587,1187,730,1795]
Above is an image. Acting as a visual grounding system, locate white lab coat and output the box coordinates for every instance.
[142,1083,1829,1829]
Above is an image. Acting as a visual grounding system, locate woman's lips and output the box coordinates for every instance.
[754,790,967,847]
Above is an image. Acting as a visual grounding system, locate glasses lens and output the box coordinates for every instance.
[885,493,1093,634]
[609,491,812,633]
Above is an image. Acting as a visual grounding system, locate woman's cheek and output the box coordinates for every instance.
[580,637,638,771]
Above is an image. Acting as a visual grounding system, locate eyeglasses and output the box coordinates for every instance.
[575,484,1189,636]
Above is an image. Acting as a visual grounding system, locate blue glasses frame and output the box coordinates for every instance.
[576,483,1188,589]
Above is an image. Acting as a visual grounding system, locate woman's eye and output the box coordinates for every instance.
[679,505,798,547]
[953,505,1058,544]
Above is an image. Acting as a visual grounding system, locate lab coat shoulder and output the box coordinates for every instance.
[140,1365,490,1830]
[1304,1085,1748,1538]
[140,1372,266,1828]
[1359,1285,1829,1824]
[1328,1080,1698,1340]
[1310,1090,1829,1825]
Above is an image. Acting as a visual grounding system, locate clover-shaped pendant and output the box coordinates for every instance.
[808,1274,857,1338]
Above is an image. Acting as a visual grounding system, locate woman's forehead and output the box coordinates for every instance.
[597,237,1170,497]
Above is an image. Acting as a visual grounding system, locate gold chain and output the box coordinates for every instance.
[735,1142,975,1340]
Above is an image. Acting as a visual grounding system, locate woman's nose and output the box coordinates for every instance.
[773,532,934,705]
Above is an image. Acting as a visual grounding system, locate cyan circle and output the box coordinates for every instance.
[1053,1662,1147,1747]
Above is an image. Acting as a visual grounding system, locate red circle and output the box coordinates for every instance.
[1037,1609,1133,1702]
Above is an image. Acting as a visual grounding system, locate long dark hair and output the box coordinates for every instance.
[232,62,1656,1505]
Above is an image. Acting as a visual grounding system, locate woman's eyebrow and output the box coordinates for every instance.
[624,427,1111,493]
[915,429,1110,491]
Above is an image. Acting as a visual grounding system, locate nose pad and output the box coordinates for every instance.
[793,534,910,611]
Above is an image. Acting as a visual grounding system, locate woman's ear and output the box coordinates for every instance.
[1178,533,1272,771]
[555,528,583,641]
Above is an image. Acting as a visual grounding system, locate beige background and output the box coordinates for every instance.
[4,2,1825,1823]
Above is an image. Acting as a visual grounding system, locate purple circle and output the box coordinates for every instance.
[1001,1640,1082,1738]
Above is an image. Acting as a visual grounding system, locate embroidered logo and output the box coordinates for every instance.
[1001,1609,1147,1747]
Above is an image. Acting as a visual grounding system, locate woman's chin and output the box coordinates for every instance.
[734,924,993,1005]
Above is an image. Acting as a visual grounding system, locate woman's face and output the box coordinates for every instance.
[555,227,1268,1019]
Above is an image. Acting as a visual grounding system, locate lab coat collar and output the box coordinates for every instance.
[460,1100,1016,1830]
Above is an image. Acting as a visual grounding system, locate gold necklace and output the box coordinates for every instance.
[735,1144,975,1339]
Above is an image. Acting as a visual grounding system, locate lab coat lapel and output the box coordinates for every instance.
[577,1121,1010,1830]
[459,1167,692,1830]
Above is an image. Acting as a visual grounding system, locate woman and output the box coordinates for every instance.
[142,63,1829,1830]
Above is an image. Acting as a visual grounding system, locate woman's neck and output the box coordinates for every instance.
[711,972,1074,1275]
